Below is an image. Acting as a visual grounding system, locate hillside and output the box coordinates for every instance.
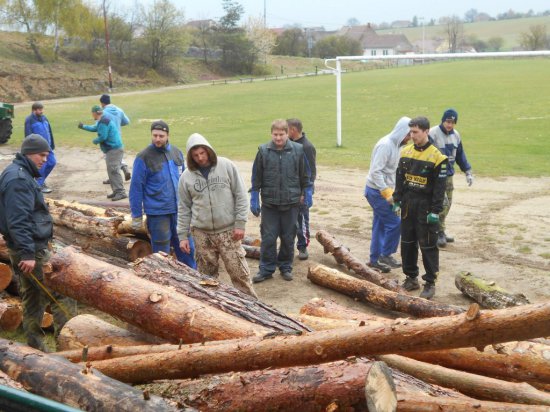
[377,15,550,50]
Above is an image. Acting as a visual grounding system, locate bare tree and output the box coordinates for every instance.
[441,15,464,53]
[520,24,548,50]
[244,15,275,65]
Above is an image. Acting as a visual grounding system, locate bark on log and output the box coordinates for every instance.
[378,354,550,405]
[300,297,394,322]
[316,230,405,292]
[0,262,12,291]
[308,264,464,318]
[48,246,269,343]
[131,252,309,333]
[0,338,177,412]
[397,394,550,411]
[242,244,260,259]
[138,357,467,412]
[57,314,167,351]
[455,272,530,309]
[88,301,550,383]
[0,235,9,261]
[296,313,391,331]
[0,369,26,391]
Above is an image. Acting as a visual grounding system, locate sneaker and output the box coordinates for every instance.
[111,193,128,201]
[378,255,401,268]
[402,277,420,291]
[298,248,309,260]
[252,272,273,283]
[445,233,455,243]
[437,232,447,248]
[106,193,115,199]
[420,283,436,300]
[103,179,111,185]
[40,185,52,194]
[123,170,132,181]
[367,261,391,273]
[280,271,293,281]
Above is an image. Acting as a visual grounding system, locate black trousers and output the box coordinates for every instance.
[400,197,439,284]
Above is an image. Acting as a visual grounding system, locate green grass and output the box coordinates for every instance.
[8,58,550,176]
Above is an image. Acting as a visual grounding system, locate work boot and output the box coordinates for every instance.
[402,276,420,291]
[122,165,132,181]
[106,192,115,199]
[111,193,128,201]
[420,283,436,300]
[445,233,455,243]
[378,255,401,268]
[437,232,447,248]
[280,271,293,281]
[298,248,309,260]
[40,185,52,194]
[103,178,111,185]
[367,260,391,273]
[252,272,273,283]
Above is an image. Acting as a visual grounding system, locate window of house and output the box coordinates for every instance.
[371,50,376,56]
[383,49,389,55]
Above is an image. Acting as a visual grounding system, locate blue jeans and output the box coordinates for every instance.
[365,186,401,264]
[296,203,310,250]
[147,213,196,269]
[37,151,56,187]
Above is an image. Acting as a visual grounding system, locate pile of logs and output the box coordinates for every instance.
[0,208,549,411]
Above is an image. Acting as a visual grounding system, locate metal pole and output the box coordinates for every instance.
[102,0,113,91]
[263,0,266,27]
[336,59,342,147]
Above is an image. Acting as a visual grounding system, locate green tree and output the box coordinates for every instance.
[272,28,307,56]
[520,24,548,50]
[312,35,362,59]
[486,36,504,51]
[244,15,275,65]
[190,20,216,64]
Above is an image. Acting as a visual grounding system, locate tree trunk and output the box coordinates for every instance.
[138,357,467,412]
[308,264,464,318]
[296,313,391,330]
[88,301,550,383]
[315,230,404,292]
[0,339,177,412]
[242,244,260,259]
[131,252,309,333]
[300,297,393,322]
[1,294,53,332]
[397,394,550,411]
[365,361,398,412]
[57,314,167,351]
[0,263,12,291]
[455,272,531,309]
[47,246,269,343]
[0,370,26,391]
[378,354,550,405]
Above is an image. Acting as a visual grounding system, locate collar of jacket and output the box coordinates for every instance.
[267,139,292,151]
[15,153,41,178]
[414,141,432,152]
[150,143,171,153]
[439,124,455,135]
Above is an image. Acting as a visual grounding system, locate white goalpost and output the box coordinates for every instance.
[324,51,550,147]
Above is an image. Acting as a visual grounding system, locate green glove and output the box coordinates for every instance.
[392,201,401,216]
[427,213,440,225]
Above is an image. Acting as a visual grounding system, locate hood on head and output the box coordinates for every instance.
[186,133,217,170]
[387,116,411,146]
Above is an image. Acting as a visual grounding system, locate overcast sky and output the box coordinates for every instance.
[170,0,550,29]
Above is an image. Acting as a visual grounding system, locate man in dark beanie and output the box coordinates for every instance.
[0,135,75,352]
[429,108,474,248]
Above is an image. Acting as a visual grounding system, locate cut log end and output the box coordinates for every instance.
[0,263,13,292]
[365,361,397,412]
[466,303,481,321]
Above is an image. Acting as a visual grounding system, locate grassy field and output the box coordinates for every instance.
[9,58,550,177]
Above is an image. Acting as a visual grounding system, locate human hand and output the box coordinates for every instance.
[466,171,474,187]
[392,201,401,216]
[18,259,36,274]
[131,216,143,231]
[427,213,440,225]
[179,239,191,254]
[380,187,394,201]
[250,191,261,217]
[78,122,84,129]
[233,228,245,241]
[304,187,313,208]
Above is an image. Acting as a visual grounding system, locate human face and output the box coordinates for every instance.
[27,152,49,169]
[92,111,101,121]
[271,128,288,149]
[401,131,412,146]
[151,130,169,148]
[191,146,211,168]
[409,126,429,146]
[33,108,44,117]
[288,126,300,140]
[442,119,455,133]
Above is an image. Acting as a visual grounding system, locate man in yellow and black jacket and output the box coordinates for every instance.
[392,116,448,300]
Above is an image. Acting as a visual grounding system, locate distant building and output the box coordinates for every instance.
[390,20,412,29]
[337,24,413,56]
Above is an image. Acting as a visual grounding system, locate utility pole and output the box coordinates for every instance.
[102,0,113,91]
[263,0,266,27]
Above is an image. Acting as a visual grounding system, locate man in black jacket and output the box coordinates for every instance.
[0,135,74,351]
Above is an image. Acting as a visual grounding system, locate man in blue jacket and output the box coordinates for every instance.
[129,120,196,268]
[0,135,75,352]
[24,102,56,193]
[79,105,127,201]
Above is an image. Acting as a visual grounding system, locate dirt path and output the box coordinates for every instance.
[2,145,548,317]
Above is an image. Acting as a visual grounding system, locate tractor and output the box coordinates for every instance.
[0,103,14,144]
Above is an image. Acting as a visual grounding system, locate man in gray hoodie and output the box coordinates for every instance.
[177,133,257,298]
[364,117,411,273]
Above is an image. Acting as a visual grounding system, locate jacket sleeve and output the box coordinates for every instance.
[301,153,312,190]
[92,122,107,144]
[128,157,146,218]
[120,111,130,127]
[82,122,98,133]
[393,157,404,203]
[430,158,449,214]
[367,145,392,190]
[455,141,472,173]
[250,149,263,192]
[24,117,32,137]
[48,120,55,150]
[3,180,37,260]
[176,173,193,239]
[230,162,248,230]
[304,142,317,183]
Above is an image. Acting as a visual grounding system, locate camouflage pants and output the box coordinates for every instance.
[439,176,454,231]
[192,228,258,298]
[9,248,76,352]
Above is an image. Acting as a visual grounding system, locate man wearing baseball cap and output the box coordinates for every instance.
[0,135,75,352]
[129,120,196,268]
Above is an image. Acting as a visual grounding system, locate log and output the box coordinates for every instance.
[57,314,167,351]
[308,264,464,318]
[131,252,309,333]
[41,312,53,329]
[296,313,391,331]
[1,294,53,331]
[455,271,530,309]
[242,244,260,259]
[242,236,261,247]
[138,357,468,411]
[0,296,22,331]
[0,235,9,261]
[300,297,394,322]
[0,262,12,291]
[365,361,397,412]
[48,246,269,343]
[88,301,550,383]
[0,369,26,391]
[316,230,404,292]
[0,338,177,411]
[378,354,550,405]
[397,394,550,411]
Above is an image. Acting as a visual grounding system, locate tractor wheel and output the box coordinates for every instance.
[0,118,13,144]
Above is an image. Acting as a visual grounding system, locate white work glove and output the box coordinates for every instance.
[132,216,143,231]
[466,171,474,187]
